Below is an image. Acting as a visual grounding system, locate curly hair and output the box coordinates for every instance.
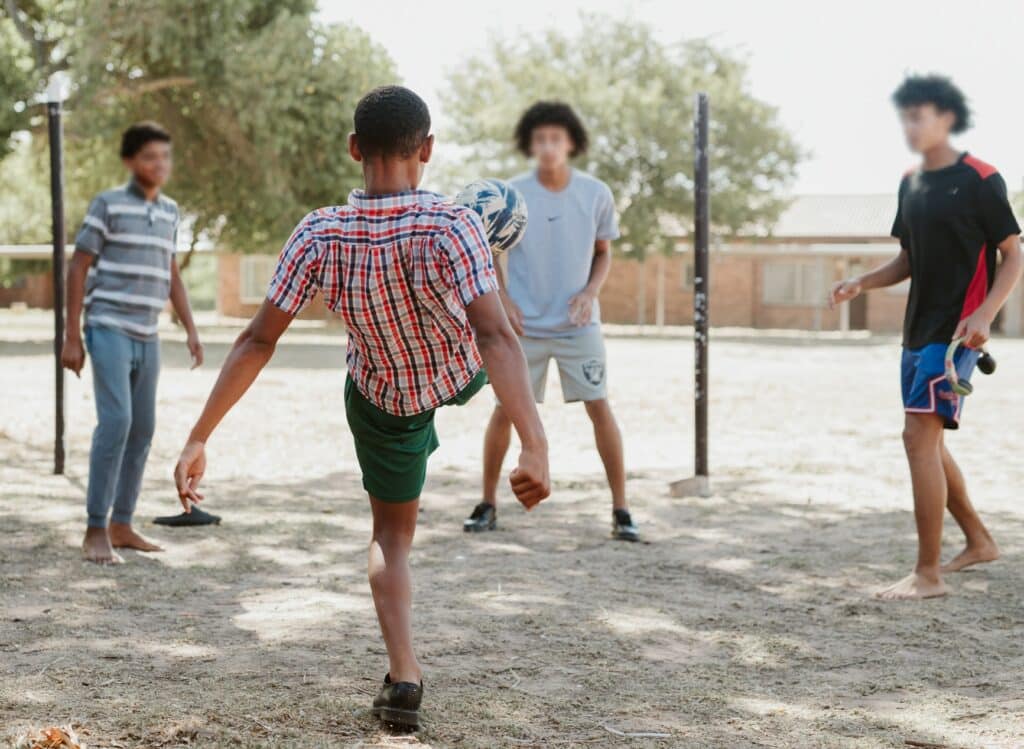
[354,85,431,158]
[892,74,971,134]
[120,122,171,158]
[514,101,589,157]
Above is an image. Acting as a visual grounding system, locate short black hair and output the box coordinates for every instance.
[353,85,431,158]
[514,101,589,157]
[892,74,971,134]
[120,121,172,158]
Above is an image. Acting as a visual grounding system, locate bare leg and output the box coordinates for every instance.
[584,399,627,511]
[941,439,999,572]
[481,405,512,506]
[82,526,124,565]
[367,495,421,684]
[877,413,949,600]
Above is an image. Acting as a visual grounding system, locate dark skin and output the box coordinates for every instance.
[172,132,549,683]
[64,140,204,564]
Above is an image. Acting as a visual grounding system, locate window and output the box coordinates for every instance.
[762,260,827,306]
[239,255,278,304]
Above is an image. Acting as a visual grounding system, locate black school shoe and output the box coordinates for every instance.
[372,674,422,730]
[463,502,496,532]
[612,509,640,542]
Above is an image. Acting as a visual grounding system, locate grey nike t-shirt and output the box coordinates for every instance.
[506,169,619,338]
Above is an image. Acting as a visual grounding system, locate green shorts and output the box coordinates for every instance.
[344,370,488,502]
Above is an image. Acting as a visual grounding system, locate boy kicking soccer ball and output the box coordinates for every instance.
[172,86,550,727]
[830,74,1022,600]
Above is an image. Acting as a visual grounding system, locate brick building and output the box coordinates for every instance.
[8,195,1023,335]
[214,195,927,332]
[598,194,1023,335]
[0,245,54,309]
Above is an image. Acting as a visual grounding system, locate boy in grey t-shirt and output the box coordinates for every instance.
[464,101,639,541]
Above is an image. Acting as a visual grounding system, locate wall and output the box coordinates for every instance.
[597,253,756,327]
[217,253,337,322]
[0,270,53,308]
[211,250,936,336]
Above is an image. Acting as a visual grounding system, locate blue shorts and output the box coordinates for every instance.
[901,343,979,430]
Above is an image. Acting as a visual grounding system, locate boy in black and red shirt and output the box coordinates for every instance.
[831,74,1022,600]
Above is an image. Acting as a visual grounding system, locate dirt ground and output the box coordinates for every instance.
[2,313,1023,748]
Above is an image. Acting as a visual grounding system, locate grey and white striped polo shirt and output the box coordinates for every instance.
[74,180,179,340]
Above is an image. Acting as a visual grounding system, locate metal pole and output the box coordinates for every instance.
[668,92,712,498]
[693,93,709,481]
[48,99,66,475]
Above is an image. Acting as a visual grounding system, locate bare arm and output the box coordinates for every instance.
[493,257,525,336]
[467,291,550,507]
[569,239,612,326]
[60,250,94,377]
[828,248,910,308]
[173,301,294,508]
[169,260,204,368]
[585,239,613,293]
[956,234,1023,347]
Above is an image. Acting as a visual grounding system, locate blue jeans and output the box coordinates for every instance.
[84,326,160,528]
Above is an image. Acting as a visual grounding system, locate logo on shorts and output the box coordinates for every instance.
[938,390,958,402]
[582,359,605,386]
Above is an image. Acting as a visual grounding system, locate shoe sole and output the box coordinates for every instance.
[463,522,496,533]
[373,706,420,730]
[612,531,640,542]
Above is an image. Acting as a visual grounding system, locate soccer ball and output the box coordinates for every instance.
[454,178,528,256]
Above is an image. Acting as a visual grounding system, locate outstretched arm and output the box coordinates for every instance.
[467,291,550,508]
[828,248,910,308]
[173,301,294,509]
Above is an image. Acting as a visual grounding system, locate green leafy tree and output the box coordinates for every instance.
[441,15,802,260]
[1,0,398,254]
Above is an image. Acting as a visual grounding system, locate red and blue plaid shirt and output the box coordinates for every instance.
[267,189,498,416]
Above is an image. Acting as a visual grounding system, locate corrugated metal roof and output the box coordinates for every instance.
[769,194,896,239]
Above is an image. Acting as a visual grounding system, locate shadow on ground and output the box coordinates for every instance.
[3,432,1023,749]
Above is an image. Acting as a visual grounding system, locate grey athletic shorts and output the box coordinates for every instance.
[514,326,608,403]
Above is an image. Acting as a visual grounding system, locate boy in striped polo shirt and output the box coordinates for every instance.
[63,122,204,564]
[173,86,549,728]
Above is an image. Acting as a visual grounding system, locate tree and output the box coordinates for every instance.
[441,15,802,322]
[1,0,398,253]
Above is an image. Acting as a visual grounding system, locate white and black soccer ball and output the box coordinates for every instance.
[454,178,528,256]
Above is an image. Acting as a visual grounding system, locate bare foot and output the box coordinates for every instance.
[82,527,124,565]
[109,522,164,552]
[942,541,1000,573]
[875,571,948,601]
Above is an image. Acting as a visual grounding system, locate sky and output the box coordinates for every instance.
[319,0,1024,196]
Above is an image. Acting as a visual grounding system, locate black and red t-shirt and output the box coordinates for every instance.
[892,153,1021,349]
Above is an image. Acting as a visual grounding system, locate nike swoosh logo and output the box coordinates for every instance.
[547,216,560,222]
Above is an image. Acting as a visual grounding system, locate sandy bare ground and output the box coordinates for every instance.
[2,314,1023,748]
